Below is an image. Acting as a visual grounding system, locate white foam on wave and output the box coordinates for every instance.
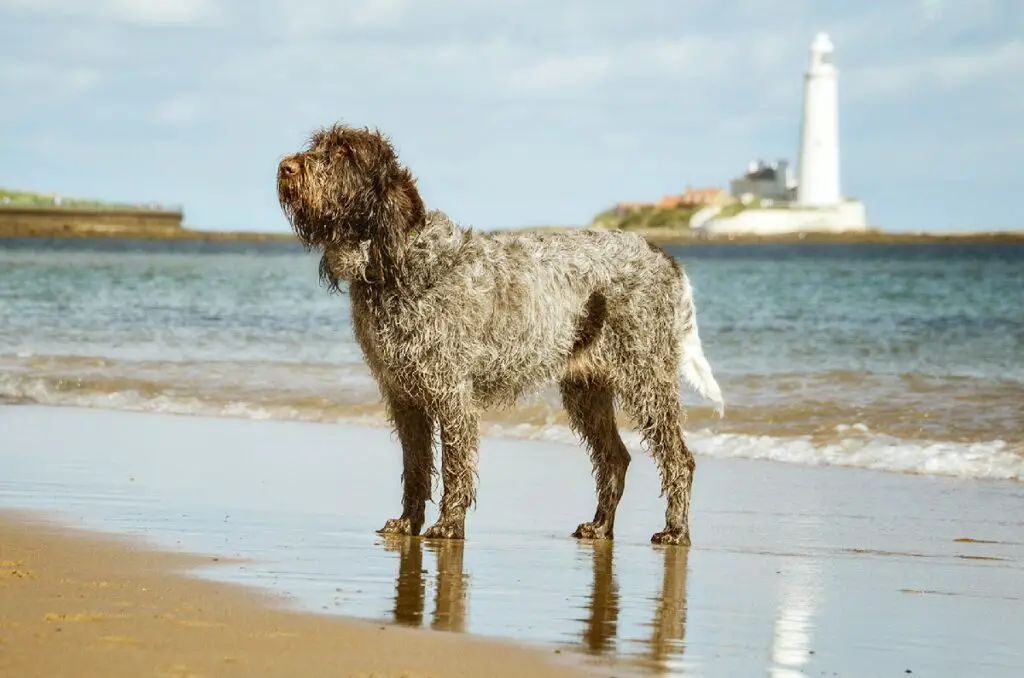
[687,430,1022,482]
[483,422,1024,483]
[0,374,389,428]
[2,373,1021,483]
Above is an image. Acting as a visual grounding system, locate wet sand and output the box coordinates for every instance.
[0,511,594,678]
[2,405,1023,676]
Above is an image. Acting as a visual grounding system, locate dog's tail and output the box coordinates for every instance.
[678,271,725,417]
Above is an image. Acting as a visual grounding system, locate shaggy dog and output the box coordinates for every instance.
[276,123,724,546]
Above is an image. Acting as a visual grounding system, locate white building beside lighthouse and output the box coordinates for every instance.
[698,32,868,235]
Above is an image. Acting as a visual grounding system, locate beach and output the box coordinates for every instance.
[2,405,1023,677]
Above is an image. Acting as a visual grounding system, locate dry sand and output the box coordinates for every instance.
[0,511,596,678]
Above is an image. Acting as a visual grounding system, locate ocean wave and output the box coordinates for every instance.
[690,429,1022,482]
[2,370,1020,483]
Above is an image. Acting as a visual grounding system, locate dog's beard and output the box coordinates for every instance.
[279,196,340,250]
[319,239,377,291]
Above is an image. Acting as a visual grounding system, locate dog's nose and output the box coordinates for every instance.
[279,158,300,177]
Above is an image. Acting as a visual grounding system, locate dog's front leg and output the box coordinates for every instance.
[423,387,478,541]
[377,392,435,537]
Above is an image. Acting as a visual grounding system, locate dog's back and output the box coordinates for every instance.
[385,216,722,413]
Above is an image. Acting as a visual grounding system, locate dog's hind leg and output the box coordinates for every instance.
[377,392,435,536]
[423,385,478,540]
[620,378,695,546]
[562,377,631,540]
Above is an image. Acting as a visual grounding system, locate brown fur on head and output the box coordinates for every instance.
[276,123,426,288]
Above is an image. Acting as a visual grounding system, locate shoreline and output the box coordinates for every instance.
[3,397,1022,484]
[637,228,1024,246]
[0,508,598,678]
[3,223,1023,246]
[479,224,1024,246]
[2,348,1022,483]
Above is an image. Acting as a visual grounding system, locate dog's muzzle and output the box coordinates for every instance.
[279,158,300,179]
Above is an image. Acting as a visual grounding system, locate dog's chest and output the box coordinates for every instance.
[348,289,438,381]
[348,289,390,372]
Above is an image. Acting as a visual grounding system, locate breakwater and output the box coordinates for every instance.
[0,204,185,238]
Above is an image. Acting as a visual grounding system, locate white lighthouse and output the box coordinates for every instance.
[796,32,841,207]
[698,31,868,235]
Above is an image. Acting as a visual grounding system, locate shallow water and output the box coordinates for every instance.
[2,406,1022,677]
[1,238,1022,481]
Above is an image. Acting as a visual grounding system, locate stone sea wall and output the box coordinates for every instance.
[0,204,185,238]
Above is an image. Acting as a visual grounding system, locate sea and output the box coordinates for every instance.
[1,236,1022,482]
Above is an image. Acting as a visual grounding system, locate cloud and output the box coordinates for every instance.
[260,0,413,37]
[154,97,204,126]
[65,69,103,92]
[919,0,944,21]
[0,0,219,25]
[351,0,410,27]
[0,61,100,91]
[0,61,102,119]
[847,39,1024,102]
[501,54,614,92]
[107,0,218,25]
[915,0,1007,27]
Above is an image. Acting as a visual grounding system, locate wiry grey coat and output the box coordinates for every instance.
[277,123,724,546]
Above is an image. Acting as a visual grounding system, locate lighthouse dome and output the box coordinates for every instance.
[811,32,834,55]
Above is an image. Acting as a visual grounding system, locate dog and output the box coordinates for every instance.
[276,123,724,546]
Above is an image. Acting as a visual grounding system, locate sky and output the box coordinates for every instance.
[0,0,1021,233]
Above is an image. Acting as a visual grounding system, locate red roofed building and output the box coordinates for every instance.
[658,187,732,209]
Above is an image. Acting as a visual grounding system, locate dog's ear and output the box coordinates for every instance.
[370,165,425,287]
[392,167,425,230]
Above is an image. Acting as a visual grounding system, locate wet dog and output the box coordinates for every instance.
[276,123,724,545]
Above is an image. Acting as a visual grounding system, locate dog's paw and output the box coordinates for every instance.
[650,529,690,547]
[422,521,465,540]
[376,517,419,536]
[572,522,613,540]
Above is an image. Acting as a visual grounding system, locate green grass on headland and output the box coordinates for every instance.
[0,187,175,211]
[591,204,701,231]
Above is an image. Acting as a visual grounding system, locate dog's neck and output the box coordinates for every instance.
[321,209,469,294]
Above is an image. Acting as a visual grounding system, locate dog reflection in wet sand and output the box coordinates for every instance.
[383,537,690,671]
[384,536,468,632]
[580,543,690,668]
[277,123,724,546]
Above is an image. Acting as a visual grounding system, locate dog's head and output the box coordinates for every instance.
[277,123,425,286]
